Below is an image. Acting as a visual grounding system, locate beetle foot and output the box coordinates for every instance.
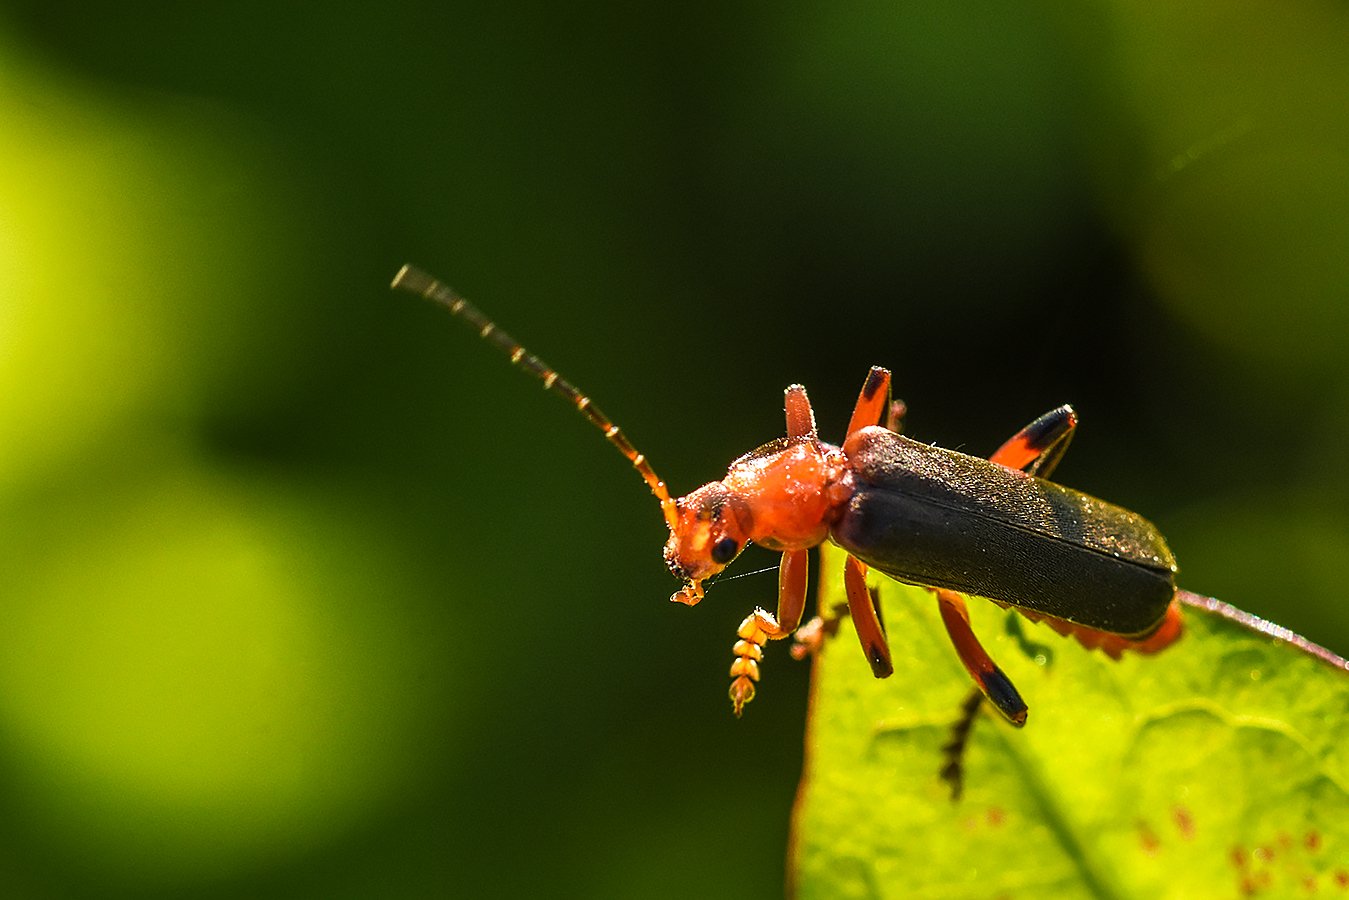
[790,616,826,660]
[728,609,776,715]
[790,603,847,660]
[729,675,757,716]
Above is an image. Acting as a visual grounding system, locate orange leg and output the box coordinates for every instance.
[789,601,848,660]
[934,589,1027,726]
[844,555,893,678]
[790,370,903,667]
[728,385,831,715]
[1017,598,1184,660]
[789,554,893,676]
[885,399,907,433]
[776,548,809,633]
[729,548,810,715]
[989,404,1077,478]
[846,367,892,437]
[784,384,817,440]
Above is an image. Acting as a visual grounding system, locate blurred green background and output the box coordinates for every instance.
[1,3,1346,898]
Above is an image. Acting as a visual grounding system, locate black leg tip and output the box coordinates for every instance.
[982,667,1028,726]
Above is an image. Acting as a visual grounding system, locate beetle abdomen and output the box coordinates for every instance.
[832,428,1176,636]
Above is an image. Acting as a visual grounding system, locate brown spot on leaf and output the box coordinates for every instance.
[1138,820,1160,856]
[1173,805,1195,840]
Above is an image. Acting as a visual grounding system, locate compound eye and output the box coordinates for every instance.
[711,537,739,565]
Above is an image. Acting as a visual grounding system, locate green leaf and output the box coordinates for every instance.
[792,543,1349,899]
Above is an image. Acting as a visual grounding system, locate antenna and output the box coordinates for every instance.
[391,265,680,532]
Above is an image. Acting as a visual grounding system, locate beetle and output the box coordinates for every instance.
[392,264,1183,731]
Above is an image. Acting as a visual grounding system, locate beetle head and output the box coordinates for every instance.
[663,481,753,605]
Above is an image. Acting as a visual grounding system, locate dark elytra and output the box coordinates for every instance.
[832,428,1176,636]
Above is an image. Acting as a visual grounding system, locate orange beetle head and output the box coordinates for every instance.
[663,481,753,605]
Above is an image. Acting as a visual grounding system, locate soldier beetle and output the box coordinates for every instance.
[391,265,1184,735]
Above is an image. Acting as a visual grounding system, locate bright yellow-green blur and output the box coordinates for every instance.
[0,467,425,885]
[0,33,444,892]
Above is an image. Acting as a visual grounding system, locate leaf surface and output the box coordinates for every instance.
[792,544,1349,899]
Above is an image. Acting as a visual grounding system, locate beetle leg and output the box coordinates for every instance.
[884,399,908,433]
[776,548,809,633]
[845,367,892,437]
[784,385,818,440]
[1038,598,1184,660]
[789,602,848,660]
[790,616,826,659]
[990,404,1078,479]
[845,555,893,678]
[728,548,810,715]
[934,589,1027,726]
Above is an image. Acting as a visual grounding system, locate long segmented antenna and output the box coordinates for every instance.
[391,264,681,533]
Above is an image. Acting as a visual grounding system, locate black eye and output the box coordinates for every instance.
[711,537,739,565]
